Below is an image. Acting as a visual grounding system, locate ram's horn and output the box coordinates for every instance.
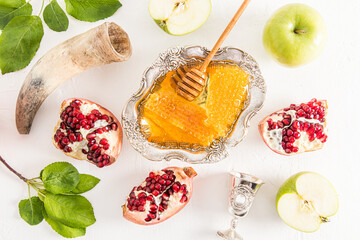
[16,22,132,134]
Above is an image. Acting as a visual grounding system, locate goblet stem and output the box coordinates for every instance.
[217,217,243,240]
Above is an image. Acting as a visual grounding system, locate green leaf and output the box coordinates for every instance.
[0,0,32,29]
[42,162,80,194]
[43,0,68,32]
[44,193,96,228]
[71,174,100,194]
[64,0,122,22]
[0,15,43,74]
[43,210,86,238]
[19,197,44,225]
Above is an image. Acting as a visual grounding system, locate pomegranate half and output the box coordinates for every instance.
[258,98,328,155]
[123,167,197,225]
[52,98,122,167]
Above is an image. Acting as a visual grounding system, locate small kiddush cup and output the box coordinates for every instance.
[217,172,264,240]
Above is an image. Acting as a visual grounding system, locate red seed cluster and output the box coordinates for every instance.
[127,169,188,223]
[267,99,327,154]
[54,99,118,167]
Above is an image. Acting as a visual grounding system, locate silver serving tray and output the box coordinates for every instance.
[121,46,266,164]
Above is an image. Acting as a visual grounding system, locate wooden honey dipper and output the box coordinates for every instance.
[172,0,251,101]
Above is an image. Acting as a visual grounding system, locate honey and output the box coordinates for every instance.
[138,61,249,147]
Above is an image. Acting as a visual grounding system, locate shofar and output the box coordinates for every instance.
[16,22,132,134]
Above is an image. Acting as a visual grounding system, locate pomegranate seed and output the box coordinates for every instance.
[180,195,188,203]
[87,114,95,120]
[277,121,284,128]
[307,126,315,135]
[152,190,160,196]
[90,144,99,151]
[137,206,145,212]
[282,119,290,125]
[76,133,83,141]
[159,205,164,212]
[285,142,292,148]
[138,192,147,198]
[69,133,76,142]
[148,213,156,219]
[149,184,155,190]
[149,172,155,178]
[62,137,70,145]
[284,114,291,119]
[87,155,93,160]
[180,184,186,193]
[64,146,72,152]
[146,196,154,202]
[166,180,172,185]
[162,193,169,200]
[54,135,59,142]
[82,149,88,154]
[285,148,292,154]
[162,174,168,180]
[293,132,301,139]
[287,129,293,136]
[155,183,161,190]
[292,147,299,152]
[145,217,151,222]
[100,138,108,145]
[283,136,289,142]
[86,133,96,140]
[96,128,103,134]
[172,184,180,193]
[309,134,316,141]
[111,123,118,131]
[102,115,109,121]
[149,204,158,210]
[288,136,295,143]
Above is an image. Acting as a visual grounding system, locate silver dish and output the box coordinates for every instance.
[121,46,266,163]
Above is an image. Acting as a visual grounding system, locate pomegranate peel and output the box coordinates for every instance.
[123,167,197,225]
[258,99,328,156]
[52,98,122,168]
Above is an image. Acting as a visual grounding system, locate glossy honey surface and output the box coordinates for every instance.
[138,62,249,147]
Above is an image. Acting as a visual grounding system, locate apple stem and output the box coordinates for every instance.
[294,29,307,34]
[0,155,28,183]
[320,216,330,223]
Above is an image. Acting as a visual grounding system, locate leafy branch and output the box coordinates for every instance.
[0,155,100,238]
[0,0,122,74]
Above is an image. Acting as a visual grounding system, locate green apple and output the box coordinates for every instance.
[149,0,212,36]
[276,172,338,233]
[263,4,327,67]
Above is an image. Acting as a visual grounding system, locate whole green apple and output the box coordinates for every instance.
[276,172,338,233]
[263,4,327,67]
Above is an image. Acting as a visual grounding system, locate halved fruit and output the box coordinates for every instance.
[276,172,339,232]
[258,99,328,155]
[149,0,212,36]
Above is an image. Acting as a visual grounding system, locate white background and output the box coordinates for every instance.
[0,0,359,239]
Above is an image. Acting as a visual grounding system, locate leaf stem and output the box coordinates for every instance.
[28,182,46,197]
[38,0,45,16]
[0,155,28,183]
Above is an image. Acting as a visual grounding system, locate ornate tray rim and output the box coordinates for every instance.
[121,46,266,164]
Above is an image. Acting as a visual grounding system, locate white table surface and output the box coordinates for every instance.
[1,0,359,239]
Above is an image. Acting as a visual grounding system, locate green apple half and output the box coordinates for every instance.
[276,172,338,232]
[263,4,327,67]
[149,0,212,36]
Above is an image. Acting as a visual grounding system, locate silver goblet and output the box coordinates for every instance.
[217,172,264,240]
